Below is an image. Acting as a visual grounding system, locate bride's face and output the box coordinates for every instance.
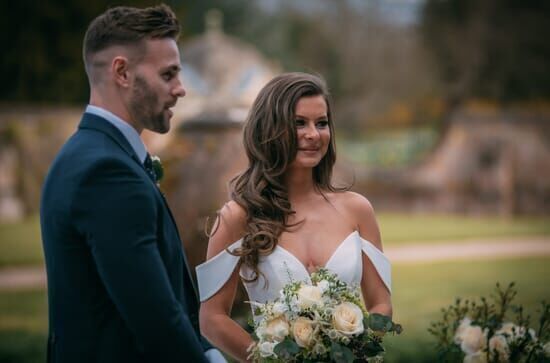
[290,95,331,169]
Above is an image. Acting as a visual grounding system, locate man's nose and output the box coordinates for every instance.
[173,78,186,98]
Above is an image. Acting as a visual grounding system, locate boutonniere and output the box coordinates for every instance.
[151,155,164,184]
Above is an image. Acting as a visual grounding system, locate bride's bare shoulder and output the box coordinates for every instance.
[206,200,247,257]
[329,191,381,247]
[329,191,375,217]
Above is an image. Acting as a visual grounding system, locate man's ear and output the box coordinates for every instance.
[112,56,131,88]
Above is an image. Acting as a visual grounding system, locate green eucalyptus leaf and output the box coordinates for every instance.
[368,313,391,332]
[330,341,355,363]
[273,337,300,359]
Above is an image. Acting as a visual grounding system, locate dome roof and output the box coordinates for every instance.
[174,10,279,127]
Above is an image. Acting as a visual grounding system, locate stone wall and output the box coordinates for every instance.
[0,106,81,221]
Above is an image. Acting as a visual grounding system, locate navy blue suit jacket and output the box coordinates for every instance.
[40,113,211,363]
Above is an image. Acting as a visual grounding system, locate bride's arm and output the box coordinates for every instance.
[349,193,393,318]
[199,202,254,363]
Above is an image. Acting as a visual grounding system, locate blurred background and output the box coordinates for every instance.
[0,0,549,362]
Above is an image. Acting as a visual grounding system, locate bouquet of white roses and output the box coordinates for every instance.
[429,282,550,363]
[247,268,401,363]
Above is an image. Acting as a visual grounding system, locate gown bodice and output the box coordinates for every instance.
[196,231,391,313]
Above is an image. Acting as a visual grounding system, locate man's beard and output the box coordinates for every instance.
[129,75,169,134]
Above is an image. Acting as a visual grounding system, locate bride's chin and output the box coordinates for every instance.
[291,159,322,169]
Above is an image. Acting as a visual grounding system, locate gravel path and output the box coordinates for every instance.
[1,237,548,290]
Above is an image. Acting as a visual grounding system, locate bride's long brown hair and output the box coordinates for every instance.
[229,72,342,282]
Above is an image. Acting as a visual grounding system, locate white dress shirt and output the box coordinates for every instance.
[85,105,148,163]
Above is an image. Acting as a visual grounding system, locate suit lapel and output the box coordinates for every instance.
[78,113,200,303]
[79,113,143,166]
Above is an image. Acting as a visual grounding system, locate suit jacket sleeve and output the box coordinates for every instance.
[72,157,209,363]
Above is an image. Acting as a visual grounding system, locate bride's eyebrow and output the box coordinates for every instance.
[294,115,328,121]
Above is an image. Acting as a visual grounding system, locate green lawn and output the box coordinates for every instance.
[384,257,550,362]
[1,214,548,267]
[0,289,48,363]
[1,257,549,362]
[0,215,44,267]
[379,213,550,245]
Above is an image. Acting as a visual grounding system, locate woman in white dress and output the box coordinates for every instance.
[196,72,392,362]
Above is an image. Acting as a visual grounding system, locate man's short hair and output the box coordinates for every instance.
[83,4,180,71]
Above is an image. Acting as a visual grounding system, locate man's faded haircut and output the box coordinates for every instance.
[82,4,180,76]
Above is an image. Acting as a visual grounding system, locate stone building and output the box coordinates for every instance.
[358,106,550,215]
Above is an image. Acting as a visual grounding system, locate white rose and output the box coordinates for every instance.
[496,322,520,340]
[497,322,515,336]
[496,323,536,341]
[262,316,290,342]
[258,341,276,358]
[292,317,316,348]
[463,351,488,363]
[317,280,330,293]
[460,325,487,355]
[332,302,365,336]
[454,317,473,344]
[489,334,509,362]
[528,328,537,341]
[297,285,323,309]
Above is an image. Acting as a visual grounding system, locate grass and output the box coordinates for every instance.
[0,213,548,267]
[0,289,47,363]
[0,215,44,267]
[1,257,549,362]
[384,257,550,362]
[378,213,550,245]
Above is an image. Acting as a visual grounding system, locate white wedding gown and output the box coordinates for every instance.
[196,230,391,314]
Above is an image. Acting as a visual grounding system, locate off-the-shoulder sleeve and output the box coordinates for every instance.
[359,236,392,294]
[195,239,242,302]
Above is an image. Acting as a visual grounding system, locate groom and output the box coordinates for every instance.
[40,5,224,363]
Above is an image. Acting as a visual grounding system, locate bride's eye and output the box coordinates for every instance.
[295,119,306,127]
[316,120,329,128]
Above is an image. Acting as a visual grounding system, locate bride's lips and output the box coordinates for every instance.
[298,148,320,155]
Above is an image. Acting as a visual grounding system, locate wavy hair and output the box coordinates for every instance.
[229,72,343,282]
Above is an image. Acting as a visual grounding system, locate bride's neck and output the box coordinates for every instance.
[285,167,317,202]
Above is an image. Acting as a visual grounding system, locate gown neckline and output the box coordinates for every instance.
[274,230,358,278]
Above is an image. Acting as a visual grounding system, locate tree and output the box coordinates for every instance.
[421,0,550,104]
[1,0,255,104]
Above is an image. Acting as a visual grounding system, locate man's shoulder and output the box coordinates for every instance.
[47,127,138,190]
[59,123,129,162]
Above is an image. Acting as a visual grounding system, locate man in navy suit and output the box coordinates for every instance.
[40,5,225,363]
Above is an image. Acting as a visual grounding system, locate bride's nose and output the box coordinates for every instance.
[303,124,320,140]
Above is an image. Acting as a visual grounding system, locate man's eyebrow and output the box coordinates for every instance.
[162,64,181,72]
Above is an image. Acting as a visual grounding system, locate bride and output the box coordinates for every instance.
[196,72,392,362]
